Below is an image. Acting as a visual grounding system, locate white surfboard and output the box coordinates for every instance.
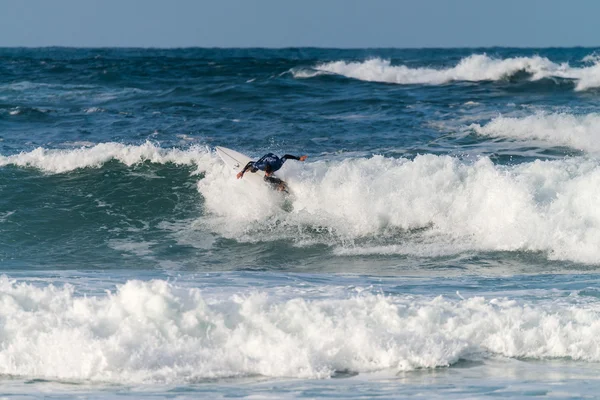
[215,146,264,182]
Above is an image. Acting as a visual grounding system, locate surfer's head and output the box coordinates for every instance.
[264,164,273,176]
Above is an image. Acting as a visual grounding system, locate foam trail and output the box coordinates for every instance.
[2,277,600,383]
[295,55,600,90]
[290,68,329,79]
[470,112,600,152]
[0,142,212,173]
[199,154,600,264]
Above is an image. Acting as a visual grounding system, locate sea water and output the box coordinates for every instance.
[2,47,600,398]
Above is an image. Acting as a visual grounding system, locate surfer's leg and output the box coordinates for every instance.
[277,182,288,193]
[264,175,288,191]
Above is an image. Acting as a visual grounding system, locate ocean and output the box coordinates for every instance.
[1,47,600,399]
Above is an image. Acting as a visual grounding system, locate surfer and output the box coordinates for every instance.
[237,153,308,191]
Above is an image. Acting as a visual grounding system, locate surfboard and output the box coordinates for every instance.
[215,146,259,174]
[215,146,265,186]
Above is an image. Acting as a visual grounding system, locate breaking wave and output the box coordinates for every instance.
[2,277,600,383]
[4,144,600,264]
[0,142,211,173]
[198,154,600,264]
[293,54,600,91]
[470,112,600,153]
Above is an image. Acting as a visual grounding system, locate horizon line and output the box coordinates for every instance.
[1,45,600,50]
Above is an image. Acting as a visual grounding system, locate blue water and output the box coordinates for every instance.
[2,47,600,398]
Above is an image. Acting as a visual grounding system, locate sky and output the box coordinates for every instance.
[0,0,599,48]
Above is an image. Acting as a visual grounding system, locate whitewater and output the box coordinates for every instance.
[3,47,600,399]
[3,277,600,382]
[297,54,600,91]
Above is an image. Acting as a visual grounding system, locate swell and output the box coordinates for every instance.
[0,144,208,268]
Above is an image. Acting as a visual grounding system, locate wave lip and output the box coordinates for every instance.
[303,54,600,90]
[2,278,600,383]
[0,141,212,174]
[470,112,600,153]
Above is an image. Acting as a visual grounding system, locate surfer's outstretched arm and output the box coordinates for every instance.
[282,154,308,162]
[237,161,255,179]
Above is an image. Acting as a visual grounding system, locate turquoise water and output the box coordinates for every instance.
[2,47,600,398]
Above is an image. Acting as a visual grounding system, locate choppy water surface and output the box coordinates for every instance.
[2,47,600,398]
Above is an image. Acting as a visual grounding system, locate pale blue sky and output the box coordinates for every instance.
[1,0,599,48]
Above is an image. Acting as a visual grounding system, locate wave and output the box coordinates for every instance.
[470,112,600,153]
[1,277,600,383]
[4,145,600,264]
[0,142,211,173]
[294,55,600,90]
[198,154,600,264]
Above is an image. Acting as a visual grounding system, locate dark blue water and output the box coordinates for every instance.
[2,48,600,399]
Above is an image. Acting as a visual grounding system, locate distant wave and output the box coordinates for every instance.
[3,277,600,382]
[293,54,600,91]
[470,112,600,152]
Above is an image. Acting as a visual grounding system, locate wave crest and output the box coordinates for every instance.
[470,112,600,152]
[294,54,600,91]
[0,142,211,173]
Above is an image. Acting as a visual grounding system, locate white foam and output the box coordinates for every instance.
[84,107,104,113]
[2,277,600,383]
[108,239,156,257]
[0,210,15,223]
[290,68,329,79]
[198,154,600,264]
[297,55,600,91]
[470,112,600,152]
[62,141,97,147]
[0,142,213,174]
[583,52,600,64]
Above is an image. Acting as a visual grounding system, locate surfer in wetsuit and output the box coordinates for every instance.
[236,153,308,191]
